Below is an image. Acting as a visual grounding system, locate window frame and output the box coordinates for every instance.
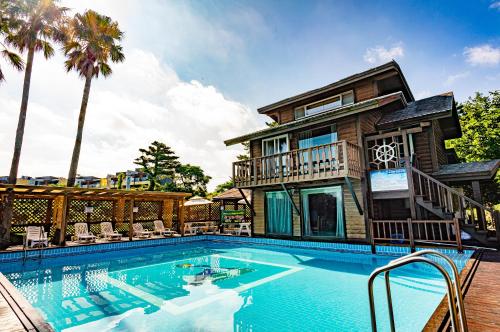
[294,90,355,119]
[261,134,289,157]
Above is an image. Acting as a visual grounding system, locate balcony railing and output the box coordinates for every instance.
[233,140,362,188]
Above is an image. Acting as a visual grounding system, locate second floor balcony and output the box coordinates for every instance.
[233,140,362,188]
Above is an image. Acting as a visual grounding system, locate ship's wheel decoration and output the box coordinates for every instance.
[374,143,397,163]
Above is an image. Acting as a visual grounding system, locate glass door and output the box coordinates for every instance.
[301,186,344,238]
[262,135,289,178]
[265,191,292,236]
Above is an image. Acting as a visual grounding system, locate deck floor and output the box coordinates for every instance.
[464,250,500,331]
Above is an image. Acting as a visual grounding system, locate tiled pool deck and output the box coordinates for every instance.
[0,235,489,332]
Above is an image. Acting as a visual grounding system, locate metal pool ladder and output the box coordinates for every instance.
[367,250,467,332]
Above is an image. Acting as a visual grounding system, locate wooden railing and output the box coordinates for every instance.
[411,166,499,233]
[370,218,463,252]
[233,140,362,188]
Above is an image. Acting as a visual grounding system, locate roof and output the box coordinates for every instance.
[432,159,500,182]
[0,184,191,199]
[225,91,405,146]
[257,60,414,114]
[377,92,455,128]
[212,188,251,202]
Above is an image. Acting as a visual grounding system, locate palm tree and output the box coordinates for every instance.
[64,10,124,187]
[0,0,66,248]
[0,2,24,83]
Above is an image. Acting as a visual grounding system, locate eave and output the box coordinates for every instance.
[225,91,406,146]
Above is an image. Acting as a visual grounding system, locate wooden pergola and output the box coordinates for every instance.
[0,184,191,244]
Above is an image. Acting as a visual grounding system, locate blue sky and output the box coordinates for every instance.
[0,0,498,189]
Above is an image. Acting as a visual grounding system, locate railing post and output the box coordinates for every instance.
[407,218,415,252]
[405,160,417,220]
[278,154,283,182]
[253,160,258,186]
[454,218,463,252]
[308,148,313,179]
[342,141,349,176]
[369,219,376,253]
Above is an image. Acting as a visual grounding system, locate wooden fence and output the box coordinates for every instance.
[370,218,463,252]
[0,185,189,244]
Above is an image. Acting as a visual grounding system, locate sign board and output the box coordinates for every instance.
[221,210,245,223]
[370,168,408,192]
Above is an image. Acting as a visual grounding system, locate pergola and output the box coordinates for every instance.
[0,184,191,244]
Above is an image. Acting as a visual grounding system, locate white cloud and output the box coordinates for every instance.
[444,71,470,86]
[489,1,500,10]
[363,43,404,64]
[464,44,500,66]
[0,49,261,190]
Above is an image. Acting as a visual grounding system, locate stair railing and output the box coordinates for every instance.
[410,166,497,233]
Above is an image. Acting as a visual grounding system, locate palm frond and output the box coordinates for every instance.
[1,49,24,70]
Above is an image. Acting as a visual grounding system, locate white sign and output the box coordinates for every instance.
[370,168,408,192]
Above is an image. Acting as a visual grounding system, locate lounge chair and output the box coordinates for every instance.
[132,223,152,238]
[100,222,122,241]
[74,223,96,243]
[153,220,180,237]
[25,226,48,248]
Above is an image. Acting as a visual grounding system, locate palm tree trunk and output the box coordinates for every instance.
[0,46,35,248]
[67,68,93,187]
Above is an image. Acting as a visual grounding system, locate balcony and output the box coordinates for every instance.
[233,140,362,188]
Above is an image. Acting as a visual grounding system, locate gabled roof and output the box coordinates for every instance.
[212,188,251,201]
[432,159,500,181]
[225,91,405,146]
[377,92,455,128]
[257,60,414,114]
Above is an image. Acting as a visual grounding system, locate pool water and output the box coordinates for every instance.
[1,241,470,331]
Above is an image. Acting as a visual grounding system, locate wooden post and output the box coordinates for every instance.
[342,141,349,176]
[179,198,185,236]
[454,218,463,253]
[253,160,258,186]
[494,211,500,246]
[58,195,69,246]
[405,158,417,220]
[129,199,134,241]
[369,219,376,254]
[407,218,415,252]
[471,181,486,231]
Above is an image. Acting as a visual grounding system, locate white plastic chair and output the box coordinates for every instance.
[25,226,48,248]
[100,222,122,241]
[74,223,96,243]
[237,223,252,236]
[153,220,179,237]
[133,223,152,238]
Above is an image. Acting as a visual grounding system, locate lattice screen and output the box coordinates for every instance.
[10,198,53,234]
[66,199,114,236]
[185,201,252,223]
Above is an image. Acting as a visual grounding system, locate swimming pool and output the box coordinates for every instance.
[0,238,472,331]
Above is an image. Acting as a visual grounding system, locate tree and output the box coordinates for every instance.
[236,121,278,161]
[1,0,66,248]
[116,172,125,189]
[208,179,234,198]
[174,164,211,196]
[0,2,24,83]
[65,9,125,187]
[448,91,500,205]
[134,141,180,191]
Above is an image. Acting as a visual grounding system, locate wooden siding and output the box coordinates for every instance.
[354,81,375,102]
[337,117,358,144]
[253,189,265,235]
[343,179,366,239]
[413,128,434,173]
[359,109,382,135]
[432,120,448,166]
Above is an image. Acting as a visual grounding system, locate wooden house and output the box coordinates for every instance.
[225,61,499,247]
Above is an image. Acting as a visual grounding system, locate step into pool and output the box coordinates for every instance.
[0,239,472,331]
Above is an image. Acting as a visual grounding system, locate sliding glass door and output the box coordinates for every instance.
[265,191,292,236]
[301,186,344,238]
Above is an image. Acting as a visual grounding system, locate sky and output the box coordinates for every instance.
[0,0,499,190]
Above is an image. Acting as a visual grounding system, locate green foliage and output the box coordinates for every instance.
[448,91,500,206]
[208,179,234,199]
[63,9,124,79]
[116,172,125,189]
[134,141,180,191]
[171,164,212,196]
[448,91,500,162]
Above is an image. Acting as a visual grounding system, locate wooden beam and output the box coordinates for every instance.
[237,188,255,216]
[280,184,300,215]
[179,199,185,236]
[344,177,363,215]
[129,199,134,241]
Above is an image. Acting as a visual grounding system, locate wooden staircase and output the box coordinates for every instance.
[410,166,500,248]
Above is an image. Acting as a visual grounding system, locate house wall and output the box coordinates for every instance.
[251,178,366,241]
[432,120,448,167]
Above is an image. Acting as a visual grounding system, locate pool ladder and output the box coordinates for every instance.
[368,250,467,332]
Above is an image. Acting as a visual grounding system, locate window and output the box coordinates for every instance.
[294,91,354,119]
[266,191,292,235]
[301,186,344,238]
[262,135,289,156]
[298,125,337,149]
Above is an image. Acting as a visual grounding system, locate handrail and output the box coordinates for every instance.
[368,256,462,332]
[390,250,467,332]
[411,166,494,214]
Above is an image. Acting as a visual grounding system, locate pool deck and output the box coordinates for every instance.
[0,240,499,331]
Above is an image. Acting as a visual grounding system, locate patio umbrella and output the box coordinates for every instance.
[185,196,212,206]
